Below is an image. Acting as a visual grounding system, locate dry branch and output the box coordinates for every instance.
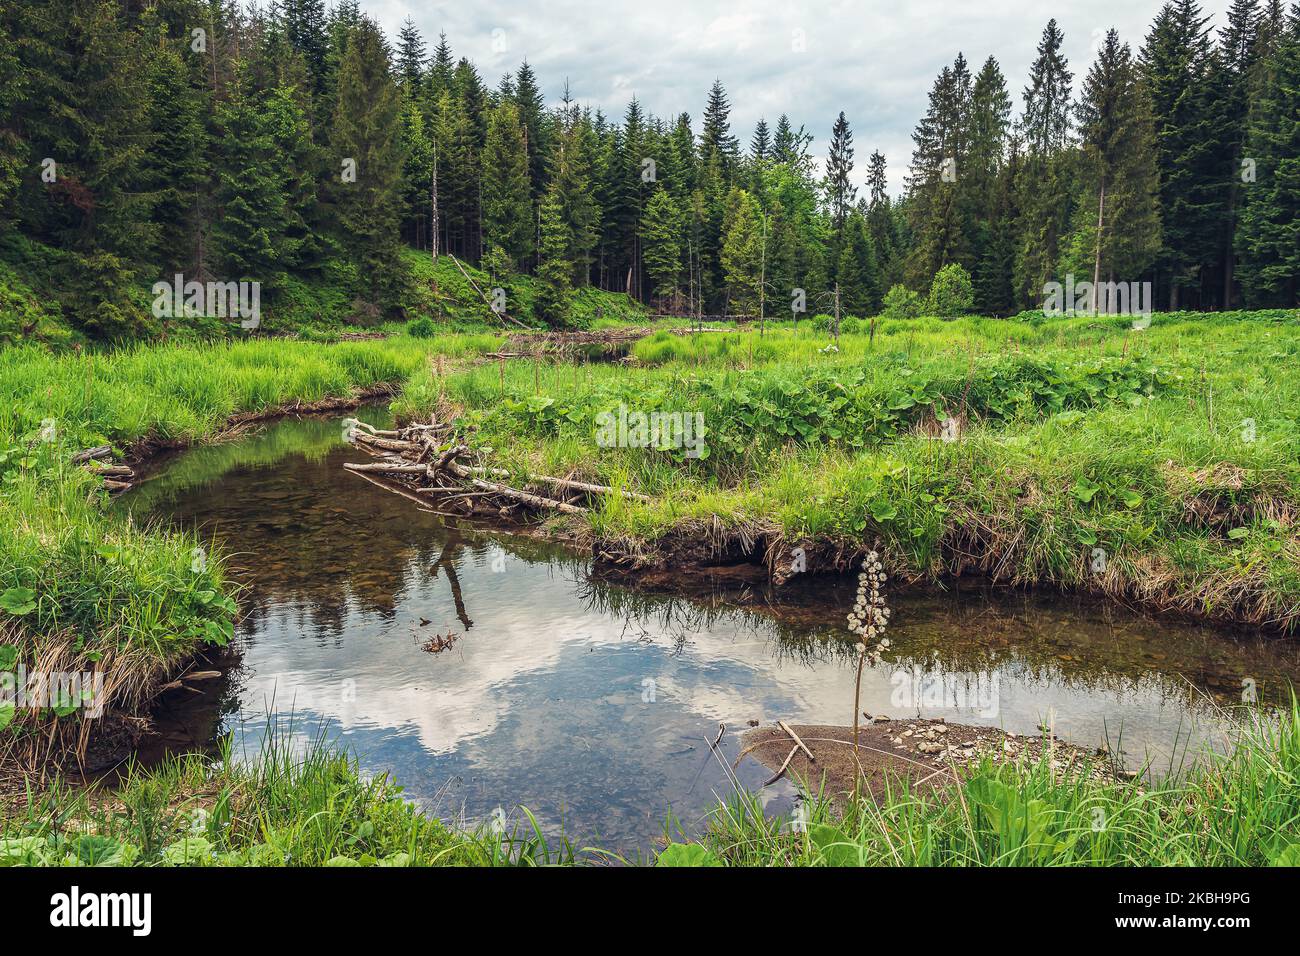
[71,445,112,464]
[778,720,815,762]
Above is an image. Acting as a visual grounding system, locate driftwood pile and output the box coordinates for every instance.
[72,445,135,493]
[342,417,649,519]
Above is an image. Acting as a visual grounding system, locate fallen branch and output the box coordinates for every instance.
[87,463,135,478]
[763,744,800,787]
[343,462,429,476]
[71,445,112,465]
[528,474,652,502]
[353,432,421,455]
[447,253,530,329]
[778,720,815,762]
[467,477,588,514]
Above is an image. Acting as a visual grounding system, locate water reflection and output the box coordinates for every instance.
[119,408,1300,853]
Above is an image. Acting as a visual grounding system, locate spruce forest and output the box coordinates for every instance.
[1,0,1297,342]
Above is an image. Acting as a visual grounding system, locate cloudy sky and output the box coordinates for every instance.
[363,0,1233,194]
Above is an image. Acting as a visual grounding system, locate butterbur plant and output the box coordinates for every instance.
[847,551,891,650]
[850,550,891,772]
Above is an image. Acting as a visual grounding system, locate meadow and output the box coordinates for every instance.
[399,309,1300,632]
[0,307,1298,866]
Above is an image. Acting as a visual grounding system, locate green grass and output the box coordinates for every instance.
[399,309,1300,630]
[0,726,585,867]
[4,702,1297,867]
[663,700,1300,867]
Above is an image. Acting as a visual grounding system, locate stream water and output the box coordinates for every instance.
[117,408,1300,855]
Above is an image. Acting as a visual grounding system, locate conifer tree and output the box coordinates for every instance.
[1218,0,1263,305]
[480,100,533,268]
[534,185,573,325]
[720,188,763,315]
[699,80,740,176]
[552,111,601,284]
[1014,20,1074,308]
[1235,22,1300,305]
[396,17,425,89]
[1065,28,1162,301]
[331,15,409,311]
[512,61,551,206]
[399,96,433,248]
[750,119,771,163]
[641,188,683,305]
[824,112,857,245]
[1141,0,1228,308]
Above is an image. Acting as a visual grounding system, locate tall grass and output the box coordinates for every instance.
[670,700,1300,867]
[0,724,585,866]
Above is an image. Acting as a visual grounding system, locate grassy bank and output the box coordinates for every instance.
[3,702,1297,867]
[396,310,1300,631]
[0,730,579,866]
[0,334,500,763]
[0,308,1296,814]
[672,700,1300,867]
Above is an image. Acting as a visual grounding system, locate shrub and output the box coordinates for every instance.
[927,264,975,317]
[882,284,922,319]
[406,317,438,338]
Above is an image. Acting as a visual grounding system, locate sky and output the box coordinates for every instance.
[362,0,1235,195]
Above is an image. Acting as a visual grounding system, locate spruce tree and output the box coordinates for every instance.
[399,96,433,248]
[552,110,601,284]
[1141,0,1228,308]
[1067,28,1162,299]
[641,188,683,306]
[512,61,551,206]
[965,56,1012,311]
[534,185,573,325]
[396,17,425,89]
[480,100,533,268]
[331,15,409,312]
[865,151,898,285]
[699,80,740,176]
[824,112,857,244]
[750,119,771,163]
[1235,23,1300,305]
[1014,20,1074,309]
[1218,0,1262,305]
[429,32,454,95]
[143,24,210,277]
[720,188,764,316]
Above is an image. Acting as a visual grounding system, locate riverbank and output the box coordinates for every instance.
[392,310,1300,634]
[0,335,501,776]
[3,702,1297,867]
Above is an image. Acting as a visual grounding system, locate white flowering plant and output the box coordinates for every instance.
[847,550,891,663]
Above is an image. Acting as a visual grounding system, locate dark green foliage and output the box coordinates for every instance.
[481,101,533,270]
[534,187,573,326]
[330,16,409,315]
[0,3,1291,345]
[1235,22,1300,305]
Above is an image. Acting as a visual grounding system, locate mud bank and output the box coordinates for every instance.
[740,719,1118,802]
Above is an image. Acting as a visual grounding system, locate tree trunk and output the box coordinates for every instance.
[1092,180,1105,314]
